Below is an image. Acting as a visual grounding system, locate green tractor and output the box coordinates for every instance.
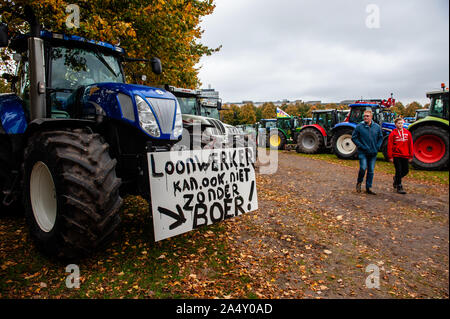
[258,116,301,150]
[408,85,449,170]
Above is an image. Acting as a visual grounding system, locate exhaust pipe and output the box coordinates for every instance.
[24,5,46,120]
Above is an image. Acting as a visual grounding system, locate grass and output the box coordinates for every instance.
[289,151,449,185]
[0,196,240,299]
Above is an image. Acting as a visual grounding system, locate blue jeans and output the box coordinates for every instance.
[357,153,377,189]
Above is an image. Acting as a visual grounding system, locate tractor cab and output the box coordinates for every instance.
[337,110,349,123]
[330,97,397,159]
[8,31,165,121]
[164,85,235,148]
[415,109,429,121]
[302,117,313,126]
[348,103,382,124]
[311,109,338,134]
[426,91,449,121]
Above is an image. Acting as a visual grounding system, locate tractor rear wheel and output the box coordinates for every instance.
[296,128,323,154]
[22,128,122,260]
[411,126,449,170]
[332,128,357,159]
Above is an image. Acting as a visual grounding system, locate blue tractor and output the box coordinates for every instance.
[330,99,406,159]
[0,9,184,259]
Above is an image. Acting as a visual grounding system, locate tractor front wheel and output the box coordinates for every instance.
[22,128,122,260]
[267,130,286,150]
[411,126,449,170]
[332,128,357,159]
[296,128,323,154]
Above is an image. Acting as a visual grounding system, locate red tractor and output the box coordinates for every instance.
[295,109,348,154]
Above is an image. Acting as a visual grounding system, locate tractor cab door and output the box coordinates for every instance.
[16,55,31,121]
[429,93,449,120]
[373,107,383,124]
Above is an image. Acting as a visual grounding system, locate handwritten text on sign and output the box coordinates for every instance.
[148,148,258,241]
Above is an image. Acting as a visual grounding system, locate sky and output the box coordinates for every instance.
[196,0,449,105]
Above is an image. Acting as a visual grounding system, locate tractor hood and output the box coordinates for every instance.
[182,113,213,126]
[80,82,182,140]
[182,114,227,136]
[381,122,410,132]
[84,82,175,102]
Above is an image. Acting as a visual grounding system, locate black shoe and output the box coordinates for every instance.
[366,188,376,195]
[397,185,406,194]
[356,182,362,193]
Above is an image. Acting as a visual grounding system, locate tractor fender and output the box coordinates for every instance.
[407,117,449,133]
[0,93,28,134]
[381,122,410,133]
[299,124,327,137]
[331,122,357,134]
[24,118,96,138]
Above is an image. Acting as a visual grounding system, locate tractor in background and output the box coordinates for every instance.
[258,116,301,150]
[295,109,348,154]
[257,118,276,147]
[330,97,402,159]
[162,85,230,149]
[407,85,449,170]
[414,108,429,122]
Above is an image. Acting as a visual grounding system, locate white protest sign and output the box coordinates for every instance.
[148,147,258,241]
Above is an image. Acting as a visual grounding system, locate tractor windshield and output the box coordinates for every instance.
[49,46,124,112]
[263,121,276,129]
[177,97,199,115]
[50,46,124,89]
[349,106,372,123]
[415,109,429,120]
[429,96,448,120]
[200,106,220,120]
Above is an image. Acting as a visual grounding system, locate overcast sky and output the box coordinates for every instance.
[197,0,449,105]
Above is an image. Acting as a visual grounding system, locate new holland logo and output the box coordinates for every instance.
[155,89,165,95]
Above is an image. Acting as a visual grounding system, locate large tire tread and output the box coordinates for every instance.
[23,128,122,260]
[332,128,358,159]
[296,128,324,154]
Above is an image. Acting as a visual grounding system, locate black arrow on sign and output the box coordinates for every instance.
[158,205,187,230]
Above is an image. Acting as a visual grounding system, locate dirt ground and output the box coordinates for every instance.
[0,149,448,299]
[224,150,449,298]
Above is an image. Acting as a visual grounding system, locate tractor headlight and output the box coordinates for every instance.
[135,95,160,138]
[173,103,183,138]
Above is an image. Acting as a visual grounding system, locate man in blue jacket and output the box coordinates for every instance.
[351,110,384,195]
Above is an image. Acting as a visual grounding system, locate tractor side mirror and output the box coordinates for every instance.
[150,57,162,75]
[0,23,9,47]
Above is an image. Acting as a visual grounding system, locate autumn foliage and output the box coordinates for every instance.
[220,100,426,126]
[0,0,219,89]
